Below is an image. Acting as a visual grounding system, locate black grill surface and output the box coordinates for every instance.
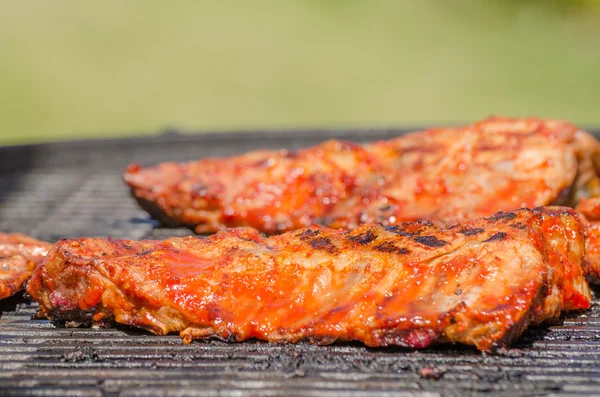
[1,129,600,397]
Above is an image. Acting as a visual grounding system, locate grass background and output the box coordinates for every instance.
[1,0,599,145]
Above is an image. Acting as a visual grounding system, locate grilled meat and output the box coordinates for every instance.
[27,207,591,352]
[124,117,600,235]
[0,233,49,300]
[576,198,600,283]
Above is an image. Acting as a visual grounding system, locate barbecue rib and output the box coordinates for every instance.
[124,117,600,235]
[27,207,591,352]
[0,233,49,300]
[576,198,600,283]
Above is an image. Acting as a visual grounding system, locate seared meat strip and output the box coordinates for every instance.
[124,117,600,234]
[0,233,49,300]
[27,207,591,352]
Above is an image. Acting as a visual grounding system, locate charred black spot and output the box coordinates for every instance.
[298,229,321,241]
[379,205,393,212]
[373,241,410,255]
[510,222,527,230]
[373,241,396,253]
[413,235,449,248]
[309,236,339,253]
[483,232,507,242]
[138,250,153,256]
[384,226,412,237]
[486,212,517,222]
[122,244,133,250]
[347,230,377,245]
[458,227,484,236]
[455,289,462,295]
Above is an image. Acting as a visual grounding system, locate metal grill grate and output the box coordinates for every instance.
[1,128,600,397]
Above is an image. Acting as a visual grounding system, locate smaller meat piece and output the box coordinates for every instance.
[0,233,50,300]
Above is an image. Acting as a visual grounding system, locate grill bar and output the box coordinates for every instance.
[1,128,600,396]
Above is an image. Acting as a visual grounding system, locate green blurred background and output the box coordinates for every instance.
[1,0,599,145]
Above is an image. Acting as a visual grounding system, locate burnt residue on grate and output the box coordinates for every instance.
[1,129,600,397]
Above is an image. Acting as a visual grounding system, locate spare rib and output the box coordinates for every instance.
[124,117,600,234]
[27,207,591,352]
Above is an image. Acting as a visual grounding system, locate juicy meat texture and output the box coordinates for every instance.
[576,198,600,283]
[124,117,600,235]
[27,207,591,352]
[0,233,49,300]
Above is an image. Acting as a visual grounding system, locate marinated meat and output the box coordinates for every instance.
[27,207,591,352]
[0,233,49,300]
[124,117,600,234]
[576,198,600,283]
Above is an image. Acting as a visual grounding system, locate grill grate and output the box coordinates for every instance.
[1,128,600,396]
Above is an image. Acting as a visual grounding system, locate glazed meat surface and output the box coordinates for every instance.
[124,117,600,234]
[0,233,49,300]
[27,207,591,352]
[576,198,600,283]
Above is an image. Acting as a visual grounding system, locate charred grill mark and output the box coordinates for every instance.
[298,229,321,241]
[373,241,396,252]
[510,222,527,230]
[347,230,377,245]
[458,227,484,236]
[372,241,411,254]
[413,235,449,248]
[384,226,412,237]
[486,212,517,222]
[483,232,507,242]
[308,236,339,254]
